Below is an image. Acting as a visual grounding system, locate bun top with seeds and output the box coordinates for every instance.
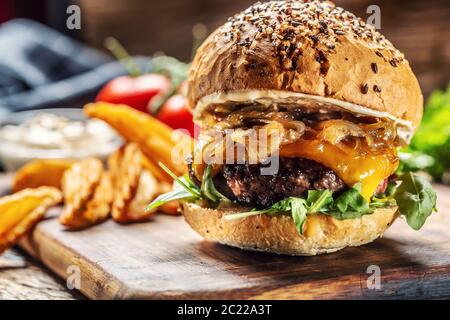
[188,0,423,130]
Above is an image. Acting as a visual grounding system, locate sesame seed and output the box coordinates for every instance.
[222,1,404,69]
[373,85,382,93]
[371,63,378,73]
[361,83,369,94]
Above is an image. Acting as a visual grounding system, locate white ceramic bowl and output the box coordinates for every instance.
[0,108,122,171]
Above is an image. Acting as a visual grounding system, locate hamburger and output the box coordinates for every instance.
[149,0,437,255]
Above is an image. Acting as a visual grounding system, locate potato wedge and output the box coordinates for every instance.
[0,187,62,254]
[141,152,172,184]
[12,159,73,192]
[120,170,160,222]
[84,102,192,176]
[111,144,159,223]
[60,158,112,229]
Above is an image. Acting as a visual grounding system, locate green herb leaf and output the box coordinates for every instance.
[393,172,437,230]
[407,85,450,180]
[335,183,370,214]
[223,183,394,235]
[146,188,195,211]
[289,198,308,235]
[384,181,397,197]
[225,197,308,234]
[158,162,201,198]
[306,190,334,213]
[145,163,202,211]
[201,165,230,203]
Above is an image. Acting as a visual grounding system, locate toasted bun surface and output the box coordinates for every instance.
[188,0,423,128]
[182,202,398,255]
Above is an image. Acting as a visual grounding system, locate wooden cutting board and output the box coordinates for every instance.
[2,174,450,299]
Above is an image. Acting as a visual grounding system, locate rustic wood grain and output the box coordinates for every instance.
[9,177,450,300]
[0,249,83,300]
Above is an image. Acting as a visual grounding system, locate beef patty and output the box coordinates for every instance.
[189,158,347,208]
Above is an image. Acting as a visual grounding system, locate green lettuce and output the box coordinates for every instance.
[146,164,229,211]
[147,164,437,234]
[393,172,437,230]
[404,85,450,180]
[225,184,378,235]
[225,174,437,234]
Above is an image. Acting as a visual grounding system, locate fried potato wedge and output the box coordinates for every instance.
[108,147,124,187]
[111,144,159,223]
[60,158,112,229]
[84,102,192,176]
[159,201,181,215]
[141,153,172,184]
[12,159,73,192]
[120,170,160,222]
[0,187,62,254]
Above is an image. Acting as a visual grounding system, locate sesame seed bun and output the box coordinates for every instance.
[188,0,423,129]
[182,202,398,256]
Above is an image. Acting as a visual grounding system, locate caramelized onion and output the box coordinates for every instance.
[197,108,400,171]
[318,120,365,145]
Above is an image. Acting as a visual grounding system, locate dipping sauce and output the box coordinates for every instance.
[0,112,122,171]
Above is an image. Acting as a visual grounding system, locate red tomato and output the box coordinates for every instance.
[156,94,197,137]
[96,74,171,113]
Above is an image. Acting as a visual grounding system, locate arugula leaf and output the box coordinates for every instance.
[289,198,308,235]
[147,163,230,210]
[306,190,333,213]
[225,197,308,234]
[145,164,201,211]
[225,198,291,219]
[393,172,437,230]
[201,165,230,203]
[384,181,397,197]
[335,183,370,214]
[224,183,396,235]
[159,162,201,198]
[146,188,196,211]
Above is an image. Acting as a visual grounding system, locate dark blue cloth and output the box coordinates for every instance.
[0,19,150,112]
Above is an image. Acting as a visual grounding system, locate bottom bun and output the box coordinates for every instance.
[181,202,399,256]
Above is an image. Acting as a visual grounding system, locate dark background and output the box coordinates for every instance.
[1,0,449,97]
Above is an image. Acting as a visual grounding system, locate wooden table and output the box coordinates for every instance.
[1,175,450,299]
[0,249,83,299]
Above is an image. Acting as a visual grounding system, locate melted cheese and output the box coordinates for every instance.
[279,140,398,200]
[192,138,398,201]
